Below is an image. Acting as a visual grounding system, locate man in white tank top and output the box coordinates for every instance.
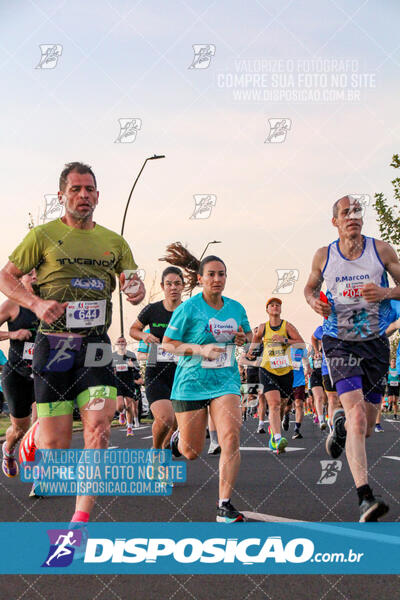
[304,195,400,522]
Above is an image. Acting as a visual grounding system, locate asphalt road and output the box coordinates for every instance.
[1,413,399,599]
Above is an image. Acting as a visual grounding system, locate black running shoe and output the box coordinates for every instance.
[282,413,290,431]
[359,496,389,522]
[292,430,303,440]
[326,409,346,458]
[216,500,245,523]
[170,430,181,458]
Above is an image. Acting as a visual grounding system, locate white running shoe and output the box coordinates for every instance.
[208,441,221,455]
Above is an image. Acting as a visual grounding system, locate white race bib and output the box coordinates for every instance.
[22,342,35,361]
[116,364,128,372]
[313,359,322,369]
[270,354,290,369]
[390,381,399,387]
[337,281,365,304]
[291,360,301,370]
[156,346,179,364]
[202,345,234,369]
[66,300,106,328]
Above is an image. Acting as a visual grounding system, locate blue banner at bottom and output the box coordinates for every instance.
[0,522,399,574]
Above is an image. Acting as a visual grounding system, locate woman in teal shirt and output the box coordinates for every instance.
[161,243,252,523]
[387,358,399,419]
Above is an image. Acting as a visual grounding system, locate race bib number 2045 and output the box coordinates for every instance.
[337,281,364,304]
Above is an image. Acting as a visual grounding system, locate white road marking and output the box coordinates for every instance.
[116,425,150,432]
[243,511,305,522]
[141,435,153,440]
[239,446,305,452]
[383,456,400,461]
[108,446,119,449]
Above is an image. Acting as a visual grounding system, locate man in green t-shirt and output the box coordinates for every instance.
[0,161,145,523]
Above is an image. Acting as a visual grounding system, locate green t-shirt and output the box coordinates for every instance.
[9,219,137,334]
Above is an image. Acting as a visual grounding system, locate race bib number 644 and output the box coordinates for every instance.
[66,300,106,328]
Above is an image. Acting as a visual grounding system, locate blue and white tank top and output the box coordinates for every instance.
[322,236,392,341]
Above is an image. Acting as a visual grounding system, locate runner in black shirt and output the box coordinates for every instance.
[130,267,184,449]
[0,270,39,479]
[112,337,143,436]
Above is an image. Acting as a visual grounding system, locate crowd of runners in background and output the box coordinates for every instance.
[0,162,400,524]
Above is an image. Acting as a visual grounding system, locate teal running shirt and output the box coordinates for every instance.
[164,293,251,401]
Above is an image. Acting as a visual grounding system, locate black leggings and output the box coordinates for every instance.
[2,363,34,418]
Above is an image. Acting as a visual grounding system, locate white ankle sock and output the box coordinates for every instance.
[219,498,230,507]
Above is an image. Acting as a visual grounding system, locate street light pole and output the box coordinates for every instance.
[119,154,165,336]
[199,240,221,261]
[190,240,222,297]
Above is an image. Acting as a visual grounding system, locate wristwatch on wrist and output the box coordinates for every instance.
[283,337,289,344]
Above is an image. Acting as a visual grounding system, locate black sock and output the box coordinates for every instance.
[295,422,301,430]
[357,484,374,505]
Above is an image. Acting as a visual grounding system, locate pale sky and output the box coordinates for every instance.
[0,0,399,349]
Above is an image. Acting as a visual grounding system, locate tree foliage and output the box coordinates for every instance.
[373,154,400,252]
[374,154,400,359]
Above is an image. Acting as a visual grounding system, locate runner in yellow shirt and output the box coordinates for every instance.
[247,298,304,453]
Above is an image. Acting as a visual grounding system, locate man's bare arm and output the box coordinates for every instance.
[363,240,400,301]
[304,247,331,317]
[245,324,263,357]
[0,261,67,323]
[285,322,305,346]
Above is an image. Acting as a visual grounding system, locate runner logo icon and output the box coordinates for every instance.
[41,194,64,223]
[42,529,82,567]
[264,119,291,143]
[317,460,342,485]
[188,45,216,69]
[190,195,217,219]
[347,194,370,219]
[272,269,299,294]
[115,118,142,143]
[36,44,63,69]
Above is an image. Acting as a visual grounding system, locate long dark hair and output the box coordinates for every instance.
[159,242,226,292]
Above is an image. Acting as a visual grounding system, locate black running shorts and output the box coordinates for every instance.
[246,367,260,384]
[387,385,399,397]
[322,373,336,393]
[33,332,116,417]
[322,334,389,396]
[145,364,176,405]
[114,371,137,398]
[310,368,323,389]
[259,368,293,398]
